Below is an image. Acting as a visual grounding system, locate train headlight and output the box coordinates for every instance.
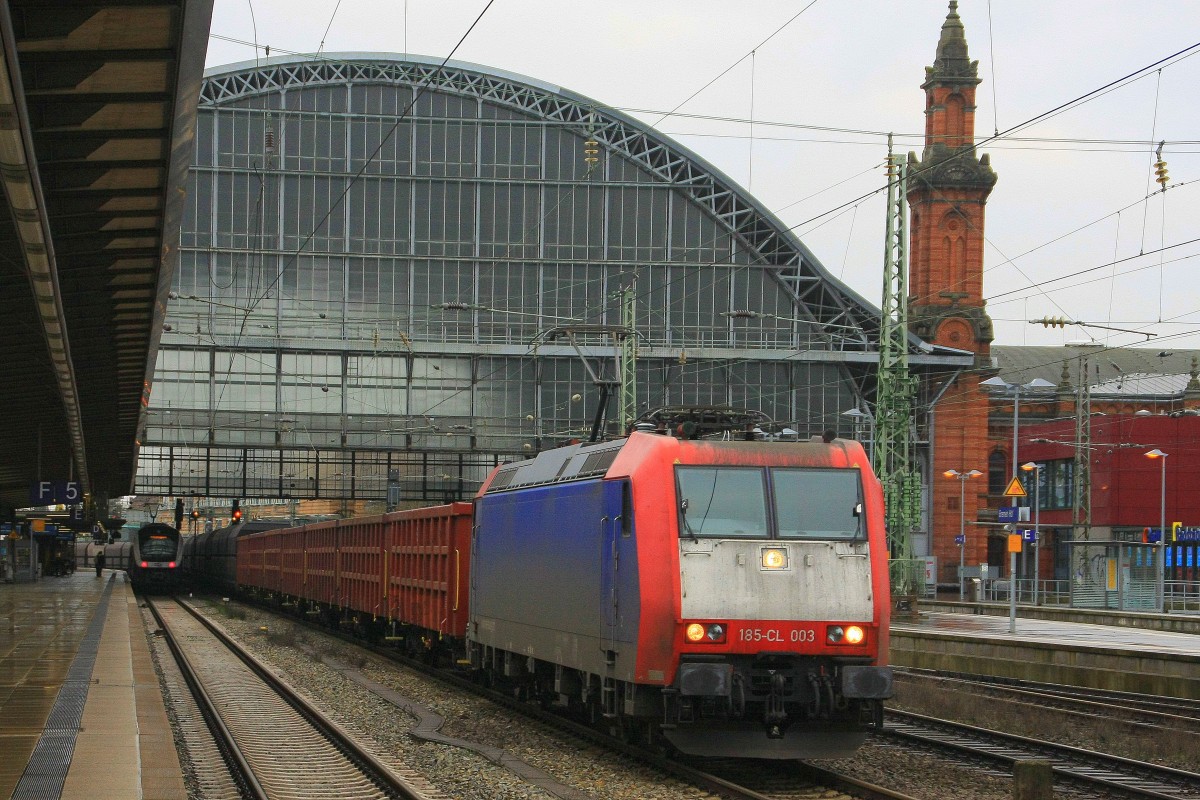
[685,622,727,644]
[827,624,867,645]
[760,547,788,570]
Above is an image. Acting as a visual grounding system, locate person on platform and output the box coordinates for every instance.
[94,545,106,577]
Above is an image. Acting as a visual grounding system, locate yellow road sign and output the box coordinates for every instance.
[1003,477,1027,498]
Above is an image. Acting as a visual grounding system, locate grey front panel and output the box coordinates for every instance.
[679,539,872,621]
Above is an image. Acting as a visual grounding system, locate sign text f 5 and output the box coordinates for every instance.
[29,481,81,505]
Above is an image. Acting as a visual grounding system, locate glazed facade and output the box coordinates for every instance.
[136,55,954,503]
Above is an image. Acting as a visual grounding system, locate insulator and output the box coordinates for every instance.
[265,126,276,153]
[1154,159,1169,190]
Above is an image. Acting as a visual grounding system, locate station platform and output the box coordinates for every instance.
[891,604,1200,700]
[0,570,185,800]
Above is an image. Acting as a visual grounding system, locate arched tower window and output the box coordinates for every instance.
[988,449,1007,495]
[945,94,965,147]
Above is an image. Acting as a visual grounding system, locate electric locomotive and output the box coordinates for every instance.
[469,428,893,759]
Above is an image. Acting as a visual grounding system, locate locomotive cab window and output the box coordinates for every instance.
[771,467,863,540]
[676,467,768,538]
[139,535,178,559]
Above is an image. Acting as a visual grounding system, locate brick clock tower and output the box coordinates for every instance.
[908,2,998,582]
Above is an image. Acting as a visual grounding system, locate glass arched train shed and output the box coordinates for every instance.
[137,53,970,504]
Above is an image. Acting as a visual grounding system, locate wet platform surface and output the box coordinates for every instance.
[0,570,185,799]
[893,609,1200,657]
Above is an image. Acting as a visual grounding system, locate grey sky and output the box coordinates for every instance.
[205,0,1200,352]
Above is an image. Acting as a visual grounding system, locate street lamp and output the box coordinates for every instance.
[841,407,875,461]
[1145,448,1169,612]
[1021,462,1043,605]
[945,468,983,601]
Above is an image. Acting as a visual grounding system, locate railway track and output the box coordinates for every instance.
[187,595,918,800]
[146,597,443,800]
[896,667,1200,731]
[885,708,1200,800]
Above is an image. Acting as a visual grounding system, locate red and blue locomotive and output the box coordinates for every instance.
[230,426,893,759]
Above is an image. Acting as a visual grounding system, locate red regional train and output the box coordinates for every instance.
[224,428,893,759]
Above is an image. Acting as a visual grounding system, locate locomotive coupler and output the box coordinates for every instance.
[763,671,788,738]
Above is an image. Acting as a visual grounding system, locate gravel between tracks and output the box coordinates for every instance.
[178,599,1021,800]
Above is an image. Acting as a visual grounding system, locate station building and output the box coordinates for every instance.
[131,4,1197,596]
[138,50,969,527]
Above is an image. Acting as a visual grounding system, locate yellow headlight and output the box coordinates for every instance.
[685,623,707,642]
[761,547,788,570]
[844,625,865,645]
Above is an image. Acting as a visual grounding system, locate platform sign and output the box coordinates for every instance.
[29,481,81,505]
[1020,529,1037,542]
[954,534,965,545]
[1003,477,1027,498]
[997,506,1019,523]
[1175,525,1200,543]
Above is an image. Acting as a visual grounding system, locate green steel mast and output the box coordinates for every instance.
[619,280,637,433]
[874,138,921,565]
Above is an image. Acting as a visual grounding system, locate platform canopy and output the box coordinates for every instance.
[0,0,213,511]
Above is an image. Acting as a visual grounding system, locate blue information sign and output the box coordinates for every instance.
[29,481,81,505]
[954,534,966,545]
[997,506,1019,523]
[1020,529,1037,542]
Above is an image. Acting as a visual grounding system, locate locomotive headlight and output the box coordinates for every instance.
[827,624,867,645]
[685,622,727,644]
[761,547,788,570]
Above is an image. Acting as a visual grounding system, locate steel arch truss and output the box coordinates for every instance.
[200,56,884,352]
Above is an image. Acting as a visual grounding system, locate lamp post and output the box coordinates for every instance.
[1145,448,1169,612]
[1021,462,1043,605]
[945,469,983,601]
[982,377,1054,601]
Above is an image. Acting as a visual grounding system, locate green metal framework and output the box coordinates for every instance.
[874,145,921,562]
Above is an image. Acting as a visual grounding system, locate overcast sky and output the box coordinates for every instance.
[204,0,1200,353]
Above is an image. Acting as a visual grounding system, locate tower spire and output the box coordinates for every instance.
[928,1,973,84]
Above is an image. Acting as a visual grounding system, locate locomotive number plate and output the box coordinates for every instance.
[738,626,817,643]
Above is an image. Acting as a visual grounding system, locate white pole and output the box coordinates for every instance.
[1009,547,1017,633]
[959,477,966,602]
[1033,469,1041,606]
[1160,454,1167,613]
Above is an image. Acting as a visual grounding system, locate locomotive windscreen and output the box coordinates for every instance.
[676,466,863,540]
[139,532,178,559]
[771,468,863,540]
[677,466,768,538]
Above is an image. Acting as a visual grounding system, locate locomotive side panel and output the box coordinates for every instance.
[472,479,641,681]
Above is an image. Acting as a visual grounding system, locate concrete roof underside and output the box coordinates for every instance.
[0,0,212,511]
